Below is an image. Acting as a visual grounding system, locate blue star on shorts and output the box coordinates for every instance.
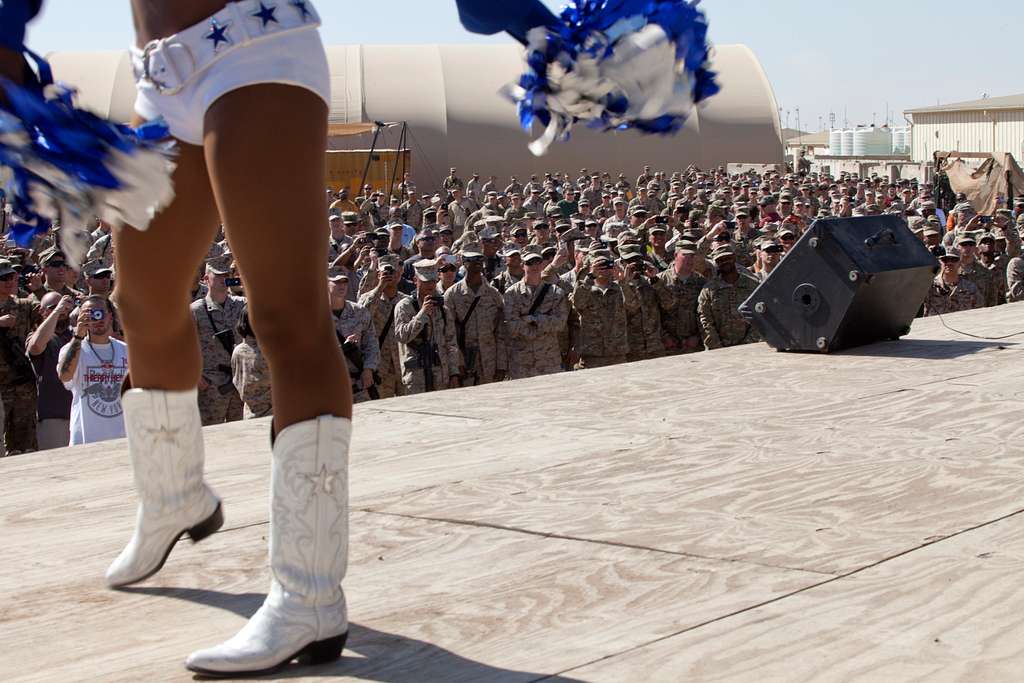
[251,2,279,29]
[205,19,232,51]
[289,0,312,21]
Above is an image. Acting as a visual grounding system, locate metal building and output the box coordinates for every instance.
[47,44,784,190]
[906,93,1024,164]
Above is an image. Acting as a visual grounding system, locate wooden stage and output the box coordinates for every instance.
[3,304,1024,682]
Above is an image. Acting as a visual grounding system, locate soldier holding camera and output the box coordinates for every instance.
[328,267,380,403]
[393,260,460,394]
[190,259,244,425]
[0,257,40,454]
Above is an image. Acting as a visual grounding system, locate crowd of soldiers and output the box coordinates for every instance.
[1,164,1022,453]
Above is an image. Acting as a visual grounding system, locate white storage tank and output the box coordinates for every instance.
[840,129,855,157]
[829,129,843,156]
[892,128,906,154]
[853,126,892,157]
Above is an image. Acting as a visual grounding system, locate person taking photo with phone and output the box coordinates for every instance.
[57,296,128,445]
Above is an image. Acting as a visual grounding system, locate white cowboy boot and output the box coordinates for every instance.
[105,388,223,588]
[185,415,351,676]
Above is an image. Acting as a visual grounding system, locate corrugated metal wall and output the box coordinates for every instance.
[911,109,1024,162]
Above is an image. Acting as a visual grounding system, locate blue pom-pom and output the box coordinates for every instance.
[0,78,176,264]
[504,0,720,156]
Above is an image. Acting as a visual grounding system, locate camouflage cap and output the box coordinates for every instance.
[629,206,649,217]
[955,232,977,245]
[522,245,544,263]
[461,243,484,258]
[378,254,401,272]
[478,226,500,240]
[412,259,439,281]
[205,257,232,275]
[710,245,736,262]
[922,227,941,237]
[84,260,114,277]
[618,243,644,260]
[977,232,995,243]
[673,240,697,254]
[38,247,66,265]
[761,240,784,253]
[937,245,961,260]
[649,225,667,234]
[327,266,349,282]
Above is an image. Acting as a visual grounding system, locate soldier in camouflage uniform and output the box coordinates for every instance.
[444,248,506,386]
[697,246,761,350]
[657,242,707,354]
[329,268,380,403]
[570,255,638,368]
[618,246,672,362]
[190,260,245,425]
[393,260,461,394]
[358,255,408,398]
[923,247,983,316]
[956,233,997,308]
[230,306,272,419]
[494,246,525,293]
[0,258,40,454]
[504,249,569,379]
[977,233,1008,305]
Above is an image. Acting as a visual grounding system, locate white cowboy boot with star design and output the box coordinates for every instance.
[186,415,351,676]
[106,388,223,587]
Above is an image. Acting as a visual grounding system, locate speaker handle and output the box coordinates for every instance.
[864,228,898,248]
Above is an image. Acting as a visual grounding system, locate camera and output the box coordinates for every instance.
[90,309,105,321]
[225,277,242,288]
[654,216,668,225]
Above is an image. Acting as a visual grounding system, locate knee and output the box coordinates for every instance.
[114,286,192,342]
[249,299,334,359]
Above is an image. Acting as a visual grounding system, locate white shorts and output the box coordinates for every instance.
[132,1,331,145]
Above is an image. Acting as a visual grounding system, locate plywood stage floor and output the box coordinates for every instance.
[3,304,1024,682]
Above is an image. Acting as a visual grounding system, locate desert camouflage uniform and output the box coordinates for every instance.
[0,296,40,454]
[359,287,408,399]
[1007,257,1024,303]
[981,256,1008,305]
[697,273,760,349]
[922,276,983,316]
[400,200,424,229]
[622,275,672,362]
[959,260,997,308]
[493,268,523,294]
[503,279,569,379]
[657,269,707,353]
[191,294,245,425]
[570,278,637,368]
[231,338,272,418]
[333,302,380,403]
[443,279,506,386]
[86,233,115,268]
[393,296,460,394]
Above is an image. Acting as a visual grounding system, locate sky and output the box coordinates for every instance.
[26,0,1024,132]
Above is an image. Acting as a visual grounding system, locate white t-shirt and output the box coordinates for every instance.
[60,338,128,446]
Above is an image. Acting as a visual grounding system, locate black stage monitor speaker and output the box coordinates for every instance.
[739,215,939,353]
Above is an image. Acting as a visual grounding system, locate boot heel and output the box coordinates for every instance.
[186,502,223,543]
[301,632,348,665]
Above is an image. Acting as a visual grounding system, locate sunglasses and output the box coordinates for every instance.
[89,272,112,279]
[438,266,456,273]
[780,236,795,241]
[47,262,66,269]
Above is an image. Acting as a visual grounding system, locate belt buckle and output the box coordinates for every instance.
[141,40,185,95]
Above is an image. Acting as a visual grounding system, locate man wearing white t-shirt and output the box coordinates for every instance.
[57,296,128,445]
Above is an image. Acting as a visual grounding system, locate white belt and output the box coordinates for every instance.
[131,0,322,95]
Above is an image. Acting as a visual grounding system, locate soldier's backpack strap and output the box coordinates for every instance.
[378,304,396,348]
[527,284,552,316]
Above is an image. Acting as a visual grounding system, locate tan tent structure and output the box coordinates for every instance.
[935,152,1024,215]
[47,44,782,191]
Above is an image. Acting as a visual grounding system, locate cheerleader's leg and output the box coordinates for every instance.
[104,140,226,588]
[203,83,351,428]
